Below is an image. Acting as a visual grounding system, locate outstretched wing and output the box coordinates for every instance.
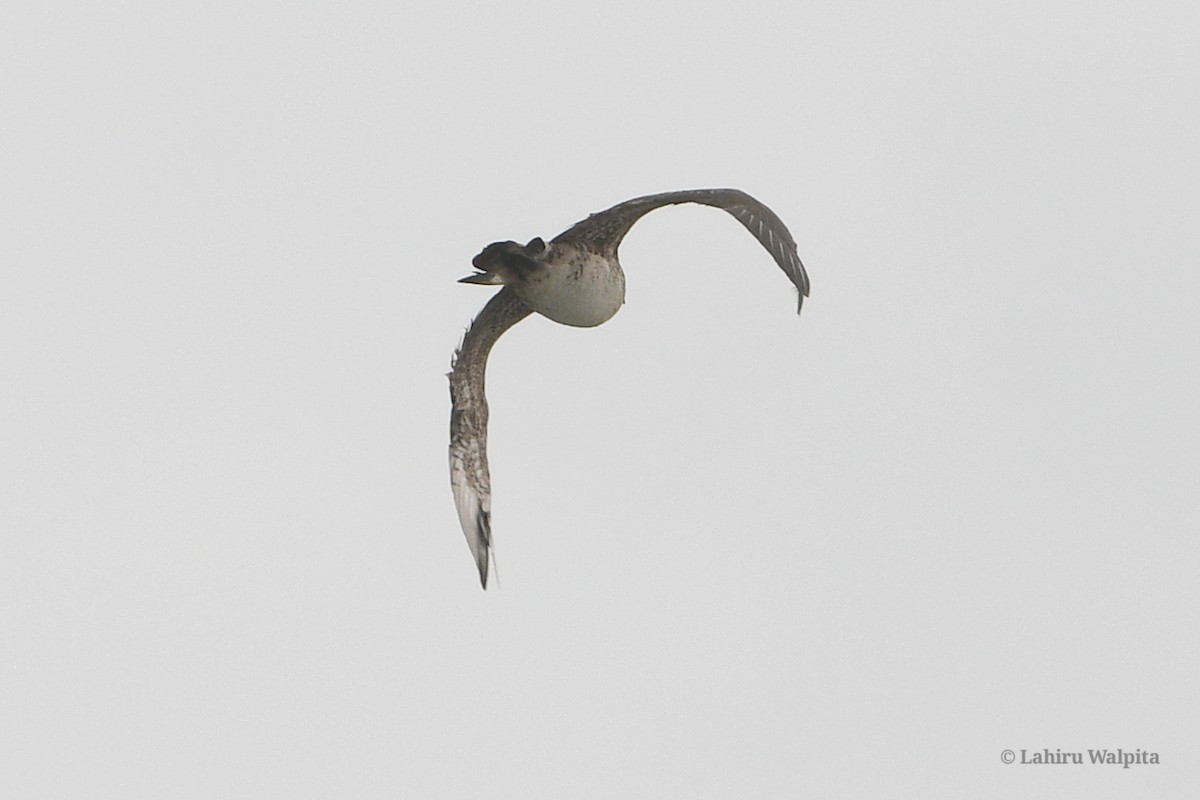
[448,287,534,588]
[552,188,810,312]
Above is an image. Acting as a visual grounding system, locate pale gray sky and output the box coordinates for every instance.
[3,1,1198,797]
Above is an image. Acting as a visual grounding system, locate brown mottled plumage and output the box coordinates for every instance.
[449,189,810,588]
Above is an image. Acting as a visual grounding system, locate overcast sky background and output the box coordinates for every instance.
[3,1,1199,797]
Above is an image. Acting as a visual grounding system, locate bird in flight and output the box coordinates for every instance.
[448,189,810,587]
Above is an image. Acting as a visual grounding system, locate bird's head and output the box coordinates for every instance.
[461,238,550,285]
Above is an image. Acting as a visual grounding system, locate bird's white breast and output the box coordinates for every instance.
[515,248,625,327]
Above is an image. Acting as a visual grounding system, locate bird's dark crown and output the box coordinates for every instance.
[472,238,547,270]
[472,240,519,270]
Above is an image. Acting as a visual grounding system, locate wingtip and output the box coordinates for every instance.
[477,547,489,589]
[450,456,494,590]
[795,283,811,316]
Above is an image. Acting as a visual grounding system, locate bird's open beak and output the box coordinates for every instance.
[458,272,505,285]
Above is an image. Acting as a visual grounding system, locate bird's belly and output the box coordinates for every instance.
[517,253,625,327]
